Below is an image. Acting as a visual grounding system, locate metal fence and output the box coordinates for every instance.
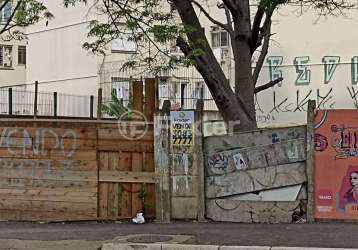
[0,85,98,118]
[0,77,220,119]
[99,62,219,111]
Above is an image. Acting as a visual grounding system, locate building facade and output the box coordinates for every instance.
[20,1,358,126]
[0,0,27,87]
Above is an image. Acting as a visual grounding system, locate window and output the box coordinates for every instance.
[211,27,229,48]
[18,46,26,65]
[0,45,13,68]
[111,35,137,53]
[0,0,11,24]
[111,77,131,107]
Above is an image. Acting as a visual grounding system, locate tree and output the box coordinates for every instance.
[101,89,133,119]
[0,0,55,40]
[69,0,357,131]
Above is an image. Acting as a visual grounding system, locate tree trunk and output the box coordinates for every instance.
[173,0,255,132]
[233,0,257,130]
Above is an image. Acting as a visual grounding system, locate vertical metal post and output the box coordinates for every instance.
[34,81,38,118]
[8,88,12,116]
[53,92,58,117]
[90,95,94,119]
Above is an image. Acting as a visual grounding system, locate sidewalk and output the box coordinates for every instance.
[0,221,357,249]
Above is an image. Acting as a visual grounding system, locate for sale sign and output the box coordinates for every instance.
[170,111,194,147]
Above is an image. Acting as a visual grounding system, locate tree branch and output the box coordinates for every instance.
[250,1,265,54]
[176,36,191,56]
[0,0,22,36]
[222,0,237,15]
[223,4,234,34]
[252,22,271,86]
[254,77,283,93]
[0,0,11,12]
[190,0,231,34]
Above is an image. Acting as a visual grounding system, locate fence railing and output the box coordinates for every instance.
[0,80,220,119]
[0,82,99,118]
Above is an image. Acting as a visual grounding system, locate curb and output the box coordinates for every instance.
[101,243,358,250]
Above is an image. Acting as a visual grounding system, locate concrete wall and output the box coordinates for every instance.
[204,126,308,223]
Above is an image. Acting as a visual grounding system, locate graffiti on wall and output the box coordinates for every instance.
[266,56,347,85]
[0,128,77,157]
[0,127,80,188]
[255,55,358,126]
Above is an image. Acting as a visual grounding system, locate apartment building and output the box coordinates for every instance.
[0,0,27,86]
[22,1,358,126]
[25,0,98,96]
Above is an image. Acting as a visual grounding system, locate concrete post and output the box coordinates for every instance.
[306,100,316,223]
[154,100,171,222]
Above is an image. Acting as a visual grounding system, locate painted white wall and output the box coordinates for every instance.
[194,1,358,127]
[255,6,358,127]
[26,0,98,95]
[22,0,358,125]
[0,39,27,86]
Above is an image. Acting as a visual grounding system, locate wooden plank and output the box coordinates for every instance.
[206,199,301,223]
[132,80,144,114]
[107,152,119,218]
[97,123,153,129]
[0,187,97,193]
[98,128,154,141]
[0,148,97,161]
[0,178,97,189]
[131,152,143,216]
[144,78,156,122]
[99,171,155,183]
[0,127,97,140]
[98,140,154,153]
[98,152,109,218]
[0,187,97,203]
[205,162,307,198]
[0,119,99,127]
[0,169,97,182]
[118,151,132,218]
[0,138,97,151]
[0,209,97,222]
[0,193,97,203]
[206,138,306,176]
[204,126,307,155]
[0,199,96,213]
[143,152,155,217]
[0,158,97,172]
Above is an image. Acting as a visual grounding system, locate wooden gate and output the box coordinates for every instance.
[97,79,157,219]
[97,124,156,219]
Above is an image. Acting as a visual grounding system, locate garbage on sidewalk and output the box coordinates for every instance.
[132,213,145,224]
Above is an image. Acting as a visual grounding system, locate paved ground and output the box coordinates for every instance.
[0,221,358,249]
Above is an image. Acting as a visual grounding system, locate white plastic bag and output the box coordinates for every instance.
[132,212,145,224]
